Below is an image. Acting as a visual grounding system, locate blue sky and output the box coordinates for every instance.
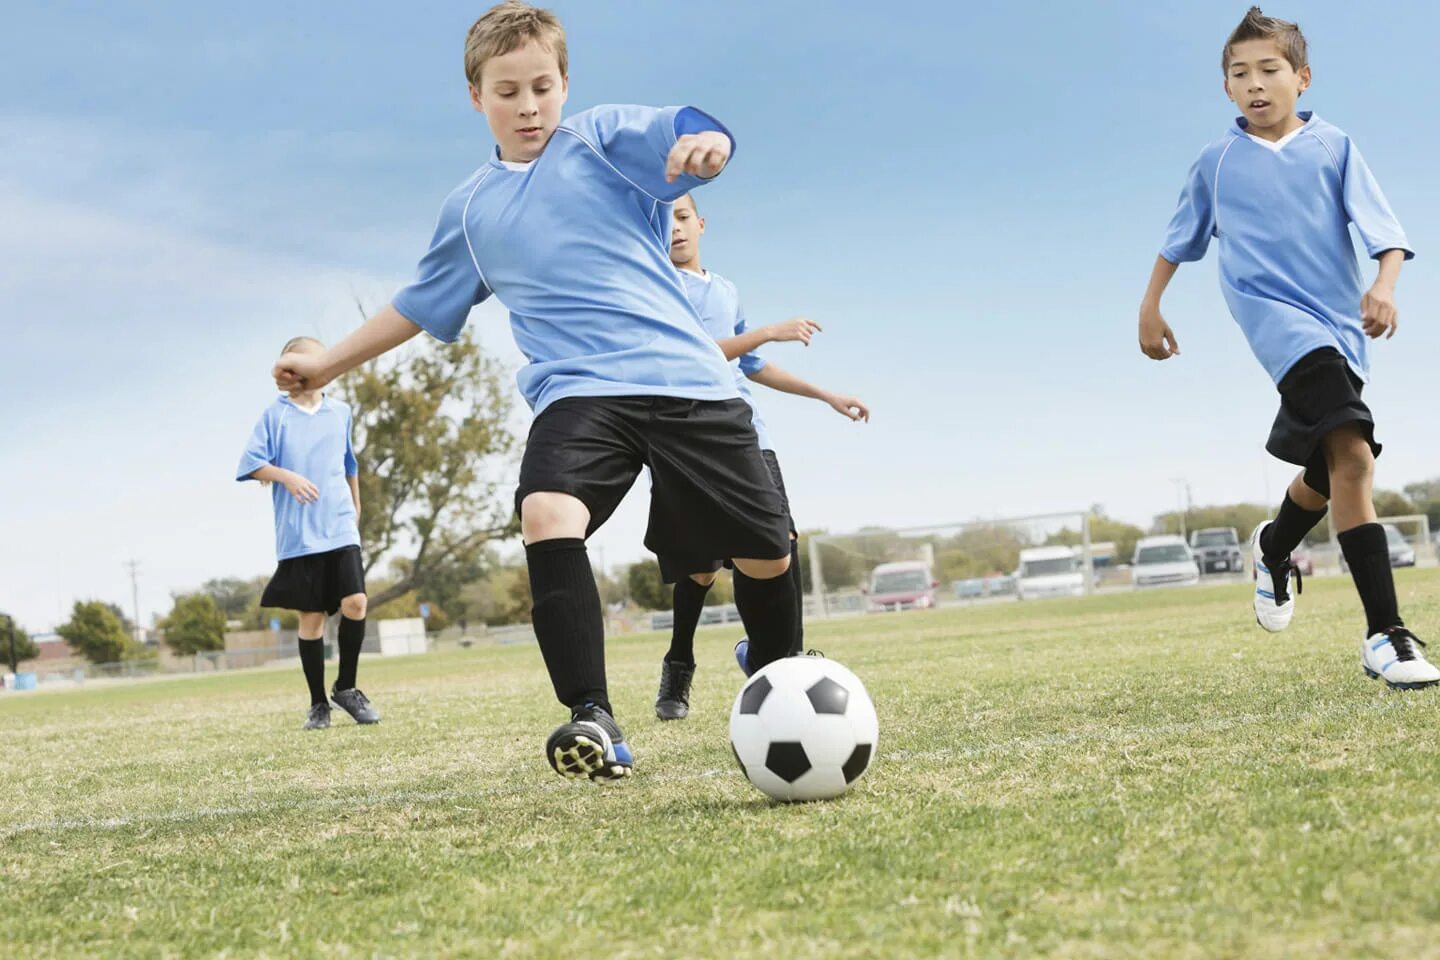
[3,1,1438,633]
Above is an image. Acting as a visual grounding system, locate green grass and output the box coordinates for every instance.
[4,570,1440,959]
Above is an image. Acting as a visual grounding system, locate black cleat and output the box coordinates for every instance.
[546,702,633,782]
[331,687,381,724]
[303,703,331,730]
[655,659,696,721]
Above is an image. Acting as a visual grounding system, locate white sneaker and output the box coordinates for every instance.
[1362,627,1440,690]
[1251,522,1299,632]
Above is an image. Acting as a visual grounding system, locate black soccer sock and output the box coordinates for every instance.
[297,636,327,706]
[1260,493,1328,564]
[788,539,805,656]
[665,576,712,666]
[733,565,798,672]
[526,538,610,715]
[1338,523,1403,635]
[335,616,365,691]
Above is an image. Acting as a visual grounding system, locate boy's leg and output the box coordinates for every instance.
[732,554,797,673]
[760,451,805,656]
[1260,472,1329,563]
[655,569,712,721]
[523,493,609,712]
[1328,424,1438,688]
[297,610,330,729]
[331,591,380,724]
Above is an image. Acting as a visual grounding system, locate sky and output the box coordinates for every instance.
[3,1,1438,633]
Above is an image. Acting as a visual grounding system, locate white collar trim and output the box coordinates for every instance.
[1245,124,1307,152]
[681,267,711,283]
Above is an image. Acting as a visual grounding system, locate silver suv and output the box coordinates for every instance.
[1190,527,1243,574]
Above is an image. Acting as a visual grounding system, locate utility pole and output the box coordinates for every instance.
[4,615,16,674]
[124,559,143,645]
[1170,478,1191,541]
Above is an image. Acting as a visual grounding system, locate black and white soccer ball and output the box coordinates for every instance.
[729,657,878,802]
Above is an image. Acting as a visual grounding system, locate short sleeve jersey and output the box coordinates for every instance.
[679,268,772,450]
[235,395,360,562]
[1159,112,1413,384]
[392,104,741,414]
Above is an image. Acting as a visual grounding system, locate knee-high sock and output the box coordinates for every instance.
[1339,523,1402,635]
[335,616,365,690]
[1260,493,1327,564]
[298,636,327,706]
[526,538,609,714]
[665,577,712,665]
[733,565,798,672]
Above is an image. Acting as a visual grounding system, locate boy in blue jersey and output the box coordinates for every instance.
[272,2,800,779]
[654,194,870,720]
[1139,7,1436,689]
[239,337,381,729]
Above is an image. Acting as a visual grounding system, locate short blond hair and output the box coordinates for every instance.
[464,2,567,88]
[1223,6,1307,73]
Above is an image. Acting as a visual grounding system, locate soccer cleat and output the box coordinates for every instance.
[734,638,754,678]
[331,687,381,724]
[1250,522,1300,632]
[303,703,331,730]
[1362,627,1440,690]
[654,659,696,721]
[545,702,633,782]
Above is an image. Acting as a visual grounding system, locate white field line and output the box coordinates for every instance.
[2,696,1422,838]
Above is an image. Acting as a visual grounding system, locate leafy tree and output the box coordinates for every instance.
[1403,477,1440,529]
[1047,513,1147,568]
[160,594,227,656]
[201,577,260,620]
[1152,504,1272,543]
[57,601,136,664]
[335,320,521,609]
[1,613,39,667]
[1372,488,1418,519]
[459,563,533,626]
[626,559,669,611]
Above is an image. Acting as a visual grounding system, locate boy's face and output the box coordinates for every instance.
[469,40,568,163]
[1224,38,1311,132]
[669,195,704,267]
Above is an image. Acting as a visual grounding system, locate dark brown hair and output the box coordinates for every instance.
[1223,7,1307,73]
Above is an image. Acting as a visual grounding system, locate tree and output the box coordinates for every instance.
[626,559,669,611]
[1152,504,1272,542]
[1,613,39,667]
[459,563,534,626]
[1372,488,1418,519]
[201,577,260,620]
[335,319,521,609]
[1404,477,1440,529]
[160,594,227,656]
[57,601,135,664]
[1047,513,1146,568]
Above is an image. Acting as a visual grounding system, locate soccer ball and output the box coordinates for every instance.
[729,657,878,802]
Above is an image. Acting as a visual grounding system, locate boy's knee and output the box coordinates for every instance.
[1326,431,1374,484]
[340,594,367,620]
[521,492,591,543]
[733,555,791,580]
[689,571,718,587]
[298,612,327,637]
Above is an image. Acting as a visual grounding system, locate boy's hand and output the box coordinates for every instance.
[274,351,328,392]
[1361,283,1398,339]
[1138,304,1180,360]
[665,131,731,183]
[280,471,320,504]
[766,316,822,346]
[825,393,870,422]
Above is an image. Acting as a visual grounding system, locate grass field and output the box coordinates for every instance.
[4,569,1440,959]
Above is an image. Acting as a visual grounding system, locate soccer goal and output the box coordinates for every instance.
[1309,513,1437,573]
[805,510,1101,619]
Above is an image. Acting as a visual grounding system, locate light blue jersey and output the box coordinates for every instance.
[236,396,360,562]
[392,104,739,414]
[679,268,772,450]
[1160,113,1413,384]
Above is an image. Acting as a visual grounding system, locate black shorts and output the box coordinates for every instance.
[658,448,797,583]
[261,545,365,616]
[1267,348,1381,490]
[515,396,791,577]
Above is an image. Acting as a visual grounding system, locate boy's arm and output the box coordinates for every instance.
[581,106,736,200]
[1361,249,1405,340]
[250,465,319,504]
[716,317,822,360]
[274,305,422,392]
[1138,255,1181,360]
[747,363,869,422]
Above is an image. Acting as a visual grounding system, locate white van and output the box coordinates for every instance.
[1132,535,1200,589]
[1016,546,1084,601]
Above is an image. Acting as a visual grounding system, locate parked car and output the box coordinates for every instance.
[1189,527,1243,574]
[1015,546,1084,600]
[1386,523,1416,567]
[865,561,939,612]
[1132,535,1201,589]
